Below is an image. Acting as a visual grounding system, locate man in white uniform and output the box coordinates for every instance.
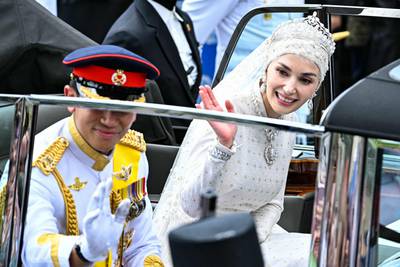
[22,45,164,266]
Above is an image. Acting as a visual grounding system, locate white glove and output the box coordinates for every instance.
[79,177,130,262]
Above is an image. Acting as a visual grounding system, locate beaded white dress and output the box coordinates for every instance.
[150,20,329,264]
[153,13,337,266]
[153,81,311,267]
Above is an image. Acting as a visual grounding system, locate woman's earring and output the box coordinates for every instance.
[307,92,317,110]
[260,81,267,93]
[307,98,313,110]
[260,74,267,93]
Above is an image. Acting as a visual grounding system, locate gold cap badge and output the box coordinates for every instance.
[111,69,127,86]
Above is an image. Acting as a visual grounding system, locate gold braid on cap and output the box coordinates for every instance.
[119,130,146,152]
[80,86,109,100]
[33,137,79,236]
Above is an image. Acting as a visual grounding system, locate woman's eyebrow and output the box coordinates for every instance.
[278,62,291,71]
[302,72,318,78]
[278,62,318,77]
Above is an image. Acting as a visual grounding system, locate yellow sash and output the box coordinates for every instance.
[95,143,142,266]
[112,143,141,190]
[94,251,112,267]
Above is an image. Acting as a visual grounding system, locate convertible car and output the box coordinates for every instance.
[0,3,399,267]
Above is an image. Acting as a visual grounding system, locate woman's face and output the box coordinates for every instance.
[263,54,320,118]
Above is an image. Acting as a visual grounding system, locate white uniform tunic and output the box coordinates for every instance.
[22,117,162,266]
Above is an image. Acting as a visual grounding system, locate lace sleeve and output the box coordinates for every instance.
[180,141,236,218]
[153,37,272,244]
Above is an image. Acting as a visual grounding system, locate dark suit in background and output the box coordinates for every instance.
[103,0,202,143]
[133,80,177,145]
[57,0,132,43]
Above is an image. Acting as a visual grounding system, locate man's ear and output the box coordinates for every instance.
[64,85,77,113]
[64,85,77,97]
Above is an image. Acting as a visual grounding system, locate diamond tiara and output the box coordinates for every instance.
[303,12,336,55]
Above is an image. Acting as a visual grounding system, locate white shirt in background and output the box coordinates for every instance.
[182,0,304,69]
[35,0,57,16]
[148,0,198,87]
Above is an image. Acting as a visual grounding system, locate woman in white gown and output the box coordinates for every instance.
[153,13,336,267]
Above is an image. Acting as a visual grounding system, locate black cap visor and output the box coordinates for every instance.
[74,76,146,101]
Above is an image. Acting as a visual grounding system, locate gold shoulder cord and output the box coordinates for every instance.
[119,130,146,152]
[33,137,79,235]
[52,169,79,235]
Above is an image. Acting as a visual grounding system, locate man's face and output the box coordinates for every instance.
[65,86,136,154]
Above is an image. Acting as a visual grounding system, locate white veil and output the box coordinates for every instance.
[152,14,335,265]
[153,37,270,237]
[210,38,270,103]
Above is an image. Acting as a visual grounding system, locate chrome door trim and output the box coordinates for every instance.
[0,98,36,266]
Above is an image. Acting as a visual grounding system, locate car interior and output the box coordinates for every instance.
[0,101,314,233]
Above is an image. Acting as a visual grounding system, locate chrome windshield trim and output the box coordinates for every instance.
[13,94,325,136]
[324,5,400,18]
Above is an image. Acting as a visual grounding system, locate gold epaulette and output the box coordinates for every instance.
[119,130,146,152]
[32,137,69,176]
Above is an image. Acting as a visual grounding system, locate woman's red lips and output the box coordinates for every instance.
[275,92,297,107]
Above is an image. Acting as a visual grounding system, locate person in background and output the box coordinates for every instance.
[35,0,131,43]
[104,0,202,143]
[22,45,164,266]
[182,0,304,73]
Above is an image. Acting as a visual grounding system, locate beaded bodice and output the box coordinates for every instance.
[213,86,296,212]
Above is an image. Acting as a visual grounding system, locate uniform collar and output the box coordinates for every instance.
[66,116,110,171]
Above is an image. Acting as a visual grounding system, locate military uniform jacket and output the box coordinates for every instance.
[22,117,162,266]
